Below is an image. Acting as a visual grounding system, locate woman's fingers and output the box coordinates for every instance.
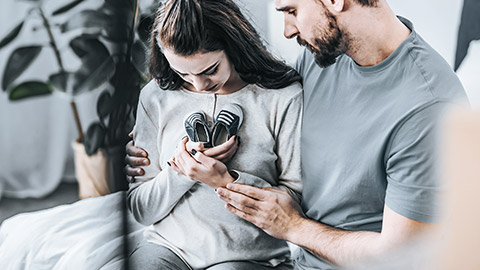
[203,136,238,162]
[211,141,238,162]
[174,137,202,178]
[185,139,206,154]
[169,159,184,175]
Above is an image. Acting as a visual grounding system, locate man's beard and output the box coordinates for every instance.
[297,10,350,68]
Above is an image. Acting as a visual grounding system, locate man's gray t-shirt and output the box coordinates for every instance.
[294,17,468,269]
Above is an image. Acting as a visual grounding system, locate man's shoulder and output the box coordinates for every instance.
[404,33,468,105]
[253,82,303,103]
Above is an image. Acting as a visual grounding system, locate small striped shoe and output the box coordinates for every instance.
[211,103,243,147]
[184,111,212,147]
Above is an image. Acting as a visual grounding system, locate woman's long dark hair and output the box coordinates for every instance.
[149,0,302,90]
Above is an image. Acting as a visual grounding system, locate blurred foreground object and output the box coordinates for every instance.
[346,108,480,270]
[433,108,480,270]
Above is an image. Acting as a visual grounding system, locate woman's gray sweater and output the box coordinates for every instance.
[128,80,303,269]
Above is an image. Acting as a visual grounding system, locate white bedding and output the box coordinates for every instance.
[0,192,145,270]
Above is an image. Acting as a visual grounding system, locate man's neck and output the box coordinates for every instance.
[342,3,411,67]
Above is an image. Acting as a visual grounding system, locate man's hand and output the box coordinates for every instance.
[124,132,149,183]
[169,137,236,189]
[216,183,304,240]
[216,183,434,266]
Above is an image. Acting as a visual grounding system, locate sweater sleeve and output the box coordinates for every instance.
[127,90,197,225]
[232,88,303,203]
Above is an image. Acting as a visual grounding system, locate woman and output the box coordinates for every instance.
[127,0,303,269]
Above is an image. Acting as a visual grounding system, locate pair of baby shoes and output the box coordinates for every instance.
[184,103,243,148]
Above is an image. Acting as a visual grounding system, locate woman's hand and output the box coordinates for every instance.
[169,137,236,189]
[185,136,239,163]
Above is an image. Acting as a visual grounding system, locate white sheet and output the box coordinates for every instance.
[0,192,145,270]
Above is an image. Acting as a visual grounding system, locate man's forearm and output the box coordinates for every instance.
[287,217,382,266]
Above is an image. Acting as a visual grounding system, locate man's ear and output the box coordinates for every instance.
[329,0,345,13]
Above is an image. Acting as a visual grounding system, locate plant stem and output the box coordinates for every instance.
[39,8,65,72]
[39,7,84,142]
[71,101,84,142]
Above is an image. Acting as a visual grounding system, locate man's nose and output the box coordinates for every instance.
[284,18,299,39]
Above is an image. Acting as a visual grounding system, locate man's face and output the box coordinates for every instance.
[275,0,350,67]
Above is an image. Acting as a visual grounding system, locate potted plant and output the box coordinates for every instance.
[0,0,154,198]
[67,0,155,193]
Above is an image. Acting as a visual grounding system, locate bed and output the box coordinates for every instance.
[0,192,144,269]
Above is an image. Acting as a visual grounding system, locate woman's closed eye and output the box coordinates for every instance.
[204,66,219,76]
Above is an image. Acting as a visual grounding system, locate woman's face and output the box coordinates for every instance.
[163,49,242,94]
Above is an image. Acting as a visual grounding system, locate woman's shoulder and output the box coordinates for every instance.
[138,79,181,104]
[256,82,303,101]
[139,79,163,100]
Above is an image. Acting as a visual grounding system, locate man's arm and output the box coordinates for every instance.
[216,183,433,267]
[289,204,433,266]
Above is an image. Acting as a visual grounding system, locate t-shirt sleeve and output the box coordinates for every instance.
[385,103,446,223]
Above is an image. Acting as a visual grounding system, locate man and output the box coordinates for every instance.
[125,0,468,268]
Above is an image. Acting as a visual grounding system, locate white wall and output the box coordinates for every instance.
[1,0,478,198]
[244,0,479,107]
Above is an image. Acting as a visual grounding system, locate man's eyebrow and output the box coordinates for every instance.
[171,61,219,76]
[275,6,293,12]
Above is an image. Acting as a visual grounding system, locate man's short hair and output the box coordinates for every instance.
[355,0,379,7]
[315,0,379,7]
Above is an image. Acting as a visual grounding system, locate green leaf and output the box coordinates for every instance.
[0,21,24,50]
[132,40,147,75]
[61,10,108,33]
[97,90,114,118]
[105,0,136,11]
[84,122,105,155]
[49,72,73,92]
[73,56,115,95]
[9,81,53,101]
[70,36,115,95]
[98,2,134,42]
[70,35,108,58]
[2,46,42,90]
[52,0,84,16]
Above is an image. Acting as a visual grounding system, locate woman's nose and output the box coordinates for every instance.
[191,76,210,91]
